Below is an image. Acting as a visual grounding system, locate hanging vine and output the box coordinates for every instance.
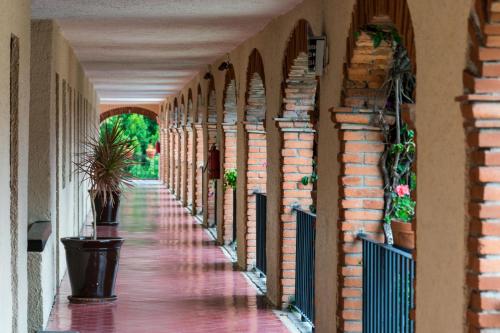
[359,25,416,244]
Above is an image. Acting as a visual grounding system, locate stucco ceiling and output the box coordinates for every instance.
[31,0,303,104]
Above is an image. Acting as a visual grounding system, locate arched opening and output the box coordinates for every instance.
[180,95,187,205]
[160,104,168,184]
[100,106,158,124]
[205,77,218,230]
[460,2,500,331]
[170,99,178,193]
[274,20,319,319]
[221,65,238,246]
[242,49,268,276]
[333,0,417,331]
[194,84,204,216]
[186,89,195,210]
[100,106,160,180]
[100,113,160,179]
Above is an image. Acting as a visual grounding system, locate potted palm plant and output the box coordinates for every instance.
[61,121,135,303]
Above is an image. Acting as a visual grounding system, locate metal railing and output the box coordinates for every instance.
[294,209,316,325]
[232,189,237,243]
[360,235,415,333]
[255,193,267,275]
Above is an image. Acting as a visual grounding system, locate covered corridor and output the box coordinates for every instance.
[2,0,500,332]
[46,182,292,333]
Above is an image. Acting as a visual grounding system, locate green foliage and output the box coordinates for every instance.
[78,120,136,198]
[299,160,318,186]
[362,25,402,48]
[100,114,159,179]
[224,168,237,190]
[390,194,416,223]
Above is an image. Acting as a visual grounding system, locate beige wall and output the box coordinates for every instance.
[0,1,31,332]
[28,20,98,332]
[161,0,474,332]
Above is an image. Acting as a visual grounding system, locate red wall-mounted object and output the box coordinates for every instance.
[208,145,220,180]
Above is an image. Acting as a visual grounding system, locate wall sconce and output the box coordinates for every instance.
[203,72,212,80]
[218,61,230,71]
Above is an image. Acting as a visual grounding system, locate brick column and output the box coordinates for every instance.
[205,123,217,228]
[244,122,266,268]
[194,123,204,216]
[180,126,187,206]
[222,123,237,244]
[331,107,388,332]
[161,128,168,185]
[276,118,315,307]
[186,125,194,209]
[169,127,176,190]
[174,128,181,199]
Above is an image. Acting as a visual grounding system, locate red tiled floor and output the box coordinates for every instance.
[46,181,291,333]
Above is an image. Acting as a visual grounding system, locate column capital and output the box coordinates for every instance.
[275,117,315,132]
[330,106,395,131]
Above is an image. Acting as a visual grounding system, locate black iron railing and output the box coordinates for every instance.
[210,180,217,228]
[294,209,316,325]
[232,189,237,243]
[256,193,267,275]
[360,235,415,333]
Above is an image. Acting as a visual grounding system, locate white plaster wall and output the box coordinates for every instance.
[0,0,31,332]
[28,19,98,332]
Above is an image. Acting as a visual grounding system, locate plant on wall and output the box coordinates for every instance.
[361,25,417,244]
[300,160,318,214]
[224,168,237,190]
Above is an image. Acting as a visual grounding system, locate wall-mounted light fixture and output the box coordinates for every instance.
[218,54,231,71]
[218,61,230,71]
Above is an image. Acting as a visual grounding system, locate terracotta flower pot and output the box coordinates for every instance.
[391,220,415,250]
[61,237,124,303]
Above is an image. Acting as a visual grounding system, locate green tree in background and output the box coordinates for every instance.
[100,113,160,179]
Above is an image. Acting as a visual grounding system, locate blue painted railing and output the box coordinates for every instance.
[294,209,316,325]
[360,235,415,333]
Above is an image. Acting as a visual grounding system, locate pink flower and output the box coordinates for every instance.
[395,185,410,197]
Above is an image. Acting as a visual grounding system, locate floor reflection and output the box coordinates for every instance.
[46,181,290,333]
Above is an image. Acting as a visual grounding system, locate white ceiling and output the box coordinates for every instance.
[31,0,303,104]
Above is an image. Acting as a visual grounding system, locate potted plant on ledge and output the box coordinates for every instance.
[61,121,135,303]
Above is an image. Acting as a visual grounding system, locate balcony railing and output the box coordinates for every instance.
[360,235,415,333]
[255,193,267,275]
[232,189,237,243]
[293,208,316,325]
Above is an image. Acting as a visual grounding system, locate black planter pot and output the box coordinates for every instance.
[61,237,124,303]
[94,191,120,226]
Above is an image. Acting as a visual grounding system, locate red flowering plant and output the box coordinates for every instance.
[382,124,416,225]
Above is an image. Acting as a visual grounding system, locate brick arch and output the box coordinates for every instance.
[346,0,416,73]
[280,19,318,120]
[100,106,159,123]
[207,76,216,124]
[187,88,193,125]
[333,1,417,331]
[205,75,218,230]
[274,18,319,310]
[220,64,238,244]
[180,95,186,126]
[168,103,172,126]
[173,98,179,126]
[242,48,268,270]
[460,2,500,331]
[223,64,237,124]
[196,84,203,123]
[245,49,266,123]
[194,83,204,216]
